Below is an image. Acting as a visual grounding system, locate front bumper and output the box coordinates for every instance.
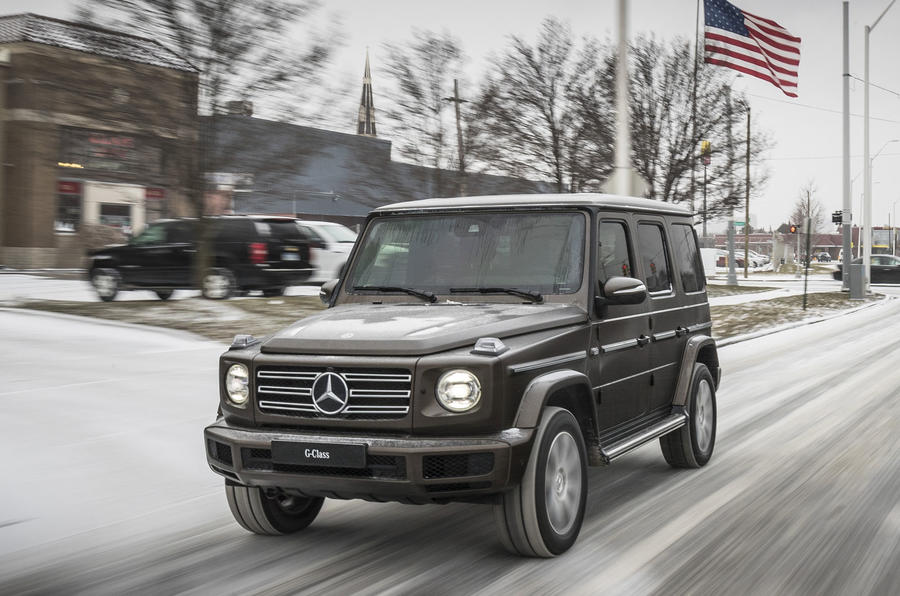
[204,418,535,503]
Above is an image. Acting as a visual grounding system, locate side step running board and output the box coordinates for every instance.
[596,411,688,465]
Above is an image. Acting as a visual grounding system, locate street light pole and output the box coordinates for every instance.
[864,0,897,292]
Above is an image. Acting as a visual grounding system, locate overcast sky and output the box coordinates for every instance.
[13,1,900,230]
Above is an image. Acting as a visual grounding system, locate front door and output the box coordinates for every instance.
[591,217,651,430]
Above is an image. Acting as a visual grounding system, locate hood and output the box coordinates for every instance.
[261,302,587,356]
[88,244,129,257]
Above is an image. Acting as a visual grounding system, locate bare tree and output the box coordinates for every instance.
[380,29,465,195]
[623,37,771,217]
[468,18,614,193]
[791,181,825,233]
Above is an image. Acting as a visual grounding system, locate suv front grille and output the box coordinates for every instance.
[256,367,411,419]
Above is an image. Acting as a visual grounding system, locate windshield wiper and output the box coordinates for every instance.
[352,285,437,303]
[449,287,543,303]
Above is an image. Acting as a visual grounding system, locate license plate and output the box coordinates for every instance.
[282,251,300,261]
[271,441,366,468]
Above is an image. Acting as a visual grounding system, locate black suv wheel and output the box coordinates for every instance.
[91,267,120,302]
[660,363,717,468]
[494,407,587,557]
[225,484,324,535]
[202,267,236,300]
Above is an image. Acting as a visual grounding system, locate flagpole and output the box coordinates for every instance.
[691,0,701,231]
[744,105,750,279]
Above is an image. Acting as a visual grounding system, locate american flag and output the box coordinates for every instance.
[704,0,801,97]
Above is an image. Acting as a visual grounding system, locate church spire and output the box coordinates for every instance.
[357,50,377,137]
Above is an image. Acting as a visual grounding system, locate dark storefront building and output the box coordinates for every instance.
[0,13,198,268]
[206,112,555,227]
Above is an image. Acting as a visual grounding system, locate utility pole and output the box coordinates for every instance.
[803,188,812,309]
[841,1,851,290]
[443,79,468,196]
[725,93,737,285]
[864,0,897,293]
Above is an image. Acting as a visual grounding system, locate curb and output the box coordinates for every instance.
[715,293,893,347]
[0,307,225,346]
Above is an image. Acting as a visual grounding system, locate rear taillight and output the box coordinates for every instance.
[249,242,267,264]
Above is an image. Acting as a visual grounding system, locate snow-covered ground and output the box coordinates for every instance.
[2,299,899,593]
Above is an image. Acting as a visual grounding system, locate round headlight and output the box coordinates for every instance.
[436,369,482,412]
[225,364,249,406]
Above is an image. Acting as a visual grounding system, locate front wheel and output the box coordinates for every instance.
[494,407,587,557]
[202,267,235,300]
[660,363,717,468]
[91,268,120,302]
[225,484,324,535]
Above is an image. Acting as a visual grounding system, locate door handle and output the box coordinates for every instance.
[637,334,650,347]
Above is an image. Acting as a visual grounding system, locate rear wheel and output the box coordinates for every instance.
[494,407,587,557]
[225,484,324,535]
[155,289,174,301]
[660,363,717,468]
[91,268,120,302]
[202,267,235,300]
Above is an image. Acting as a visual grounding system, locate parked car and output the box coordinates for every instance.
[88,216,314,301]
[205,194,720,557]
[832,255,900,283]
[816,252,832,262]
[295,220,358,282]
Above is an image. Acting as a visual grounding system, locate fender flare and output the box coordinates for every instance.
[513,369,594,429]
[672,334,719,407]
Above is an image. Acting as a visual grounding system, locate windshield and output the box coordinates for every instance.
[346,211,586,295]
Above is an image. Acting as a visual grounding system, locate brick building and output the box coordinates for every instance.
[0,13,198,268]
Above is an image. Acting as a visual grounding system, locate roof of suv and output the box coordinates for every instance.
[375,193,692,216]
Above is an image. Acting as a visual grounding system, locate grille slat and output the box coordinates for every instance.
[256,366,411,420]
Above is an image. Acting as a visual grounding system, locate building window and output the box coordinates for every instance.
[55,181,83,232]
[99,203,132,234]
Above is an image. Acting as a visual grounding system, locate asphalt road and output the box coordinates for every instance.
[1,298,899,595]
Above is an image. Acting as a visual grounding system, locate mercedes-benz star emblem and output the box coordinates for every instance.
[311,372,349,415]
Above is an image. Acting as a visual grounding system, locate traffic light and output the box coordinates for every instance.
[700,140,711,165]
[789,224,798,233]
[832,210,843,224]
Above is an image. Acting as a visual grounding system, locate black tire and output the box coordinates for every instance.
[225,484,324,535]
[202,267,236,300]
[494,407,588,557]
[660,363,717,468]
[91,267,120,302]
[155,289,174,301]
[262,287,285,297]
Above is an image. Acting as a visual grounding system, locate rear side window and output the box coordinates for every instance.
[597,221,633,286]
[266,221,306,241]
[670,223,705,293]
[637,223,672,294]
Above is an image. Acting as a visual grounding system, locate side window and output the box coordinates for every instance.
[671,223,705,293]
[637,223,672,294]
[131,223,166,246]
[168,221,196,244]
[597,221,634,286]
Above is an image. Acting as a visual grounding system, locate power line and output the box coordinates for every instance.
[763,151,900,162]
[848,75,900,99]
[747,93,900,124]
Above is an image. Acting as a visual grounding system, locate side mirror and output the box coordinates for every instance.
[319,278,339,305]
[602,276,647,305]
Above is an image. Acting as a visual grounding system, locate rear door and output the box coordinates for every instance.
[644,219,710,413]
[592,216,651,429]
[635,219,680,415]
[261,219,313,276]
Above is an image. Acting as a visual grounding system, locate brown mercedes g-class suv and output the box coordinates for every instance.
[204,194,720,557]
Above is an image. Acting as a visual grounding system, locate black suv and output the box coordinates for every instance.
[88,216,314,300]
[204,194,720,556]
